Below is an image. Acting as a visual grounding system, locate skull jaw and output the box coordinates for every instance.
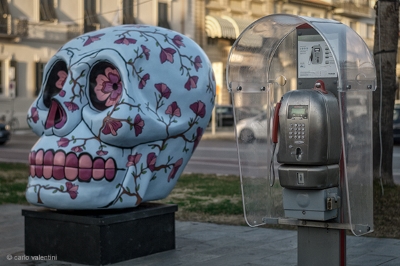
[25,175,142,210]
[25,171,180,210]
[25,131,192,209]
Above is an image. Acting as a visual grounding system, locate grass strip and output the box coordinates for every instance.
[0,163,399,238]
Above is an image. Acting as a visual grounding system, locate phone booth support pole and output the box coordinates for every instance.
[298,227,346,266]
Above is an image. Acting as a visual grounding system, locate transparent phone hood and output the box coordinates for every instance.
[226,14,376,236]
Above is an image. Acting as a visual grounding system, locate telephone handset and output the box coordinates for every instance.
[269,101,281,187]
[272,102,281,144]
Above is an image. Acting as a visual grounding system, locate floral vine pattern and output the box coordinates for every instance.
[27,182,79,204]
[25,25,216,209]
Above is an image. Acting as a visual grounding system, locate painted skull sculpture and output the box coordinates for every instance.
[26,25,215,209]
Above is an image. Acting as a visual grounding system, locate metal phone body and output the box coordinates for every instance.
[278,164,339,189]
[282,187,339,221]
[277,89,341,166]
[277,89,342,220]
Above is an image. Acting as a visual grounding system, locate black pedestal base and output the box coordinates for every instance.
[22,203,178,265]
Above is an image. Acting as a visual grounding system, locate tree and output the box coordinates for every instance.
[373,0,399,185]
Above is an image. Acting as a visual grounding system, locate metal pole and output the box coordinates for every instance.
[298,226,346,266]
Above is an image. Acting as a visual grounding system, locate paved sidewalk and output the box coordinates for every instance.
[0,204,399,266]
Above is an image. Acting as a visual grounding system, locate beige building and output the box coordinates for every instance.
[0,0,387,129]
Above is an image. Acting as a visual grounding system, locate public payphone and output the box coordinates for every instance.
[275,80,341,221]
[226,15,375,237]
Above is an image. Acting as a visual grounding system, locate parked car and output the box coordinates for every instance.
[214,105,234,127]
[236,112,268,143]
[394,103,400,143]
[0,123,11,145]
[211,105,264,128]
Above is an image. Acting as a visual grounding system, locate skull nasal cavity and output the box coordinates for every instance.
[45,100,67,129]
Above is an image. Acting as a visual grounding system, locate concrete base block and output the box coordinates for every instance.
[22,203,177,265]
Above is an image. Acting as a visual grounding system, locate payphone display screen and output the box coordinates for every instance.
[288,105,308,119]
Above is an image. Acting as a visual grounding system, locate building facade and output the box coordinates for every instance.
[0,0,392,129]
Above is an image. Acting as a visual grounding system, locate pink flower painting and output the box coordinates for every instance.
[64,101,79,112]
[114,37,137,45]
[155,83,171,99]
[83,33,105,46]
[95,67,123,107]
[139,74,150,89]
[165,102,181,117]
[190,101,206,118]
[30,107,39,123]
[193,127,203,151]
[126,153,142,167]
[56,71,67,89]
[57,137,70,147]
[184,76,199,91]
[168,158,183,181]
[172,35,185,48]
[102,117,123,136]
[133,114,144,137]
[147,152,157,172]
[141,45,150,60]
[194,56,202,71]
[160,48,176,64]
[66,182,79,199]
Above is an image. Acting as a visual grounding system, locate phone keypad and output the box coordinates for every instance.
[288,123,306,139]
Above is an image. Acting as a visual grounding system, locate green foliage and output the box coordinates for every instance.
[159,173,243,217]
[0,163,29,204]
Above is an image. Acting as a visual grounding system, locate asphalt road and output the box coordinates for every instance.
[0,130,399,185]
[0,131,37,163]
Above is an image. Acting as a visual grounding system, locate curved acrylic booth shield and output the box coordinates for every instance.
[227,15,375,236]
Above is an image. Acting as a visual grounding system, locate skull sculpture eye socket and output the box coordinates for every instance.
[43,60,68,108]
[89,62,123,111]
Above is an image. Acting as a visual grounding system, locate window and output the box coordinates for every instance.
[350,21,357,31]
[207,37,217,46]
[0,60,17,97]
[123,0,136,24]
[9,60,17,97]
[35,62,46,96]
[0,0,10,34]
[158,2,170,29]
[40,0,57,22]
[367,24,374,39]
[84,0,100,33]
[0,61,3,95]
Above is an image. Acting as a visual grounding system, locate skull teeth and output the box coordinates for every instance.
[29,149,116,182]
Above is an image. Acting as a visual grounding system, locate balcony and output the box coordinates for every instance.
[333,0,373,18]
[0,15,19,42]
[0,15,82,43]
[23,20,82,42]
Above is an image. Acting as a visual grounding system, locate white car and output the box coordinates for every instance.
[236,112,269,143]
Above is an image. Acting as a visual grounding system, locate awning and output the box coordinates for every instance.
[205,15,253,39]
